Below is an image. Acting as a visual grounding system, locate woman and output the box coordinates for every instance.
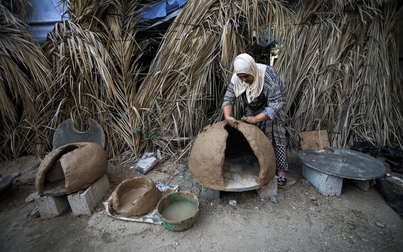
[222,53,288,186]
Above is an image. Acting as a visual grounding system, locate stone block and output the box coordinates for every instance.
[67,174,110,216]
[352,179,375,191]
[302,164,343,196]
[36,195,70,219]
[201,186,220,200]
[256,176,278,198]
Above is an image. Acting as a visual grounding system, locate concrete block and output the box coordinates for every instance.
[36,195,70,219]
[352,179,375,191]
[256,176,278,198]
[201,186,220,200]
[302,164,343,196]
[67,174,110,216]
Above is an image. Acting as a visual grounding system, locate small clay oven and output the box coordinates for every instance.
[188,120,276,191]
[111,176,162,217]
[35,142,107,196]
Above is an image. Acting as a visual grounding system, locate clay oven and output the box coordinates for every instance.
[188,121,276,191]
[35,142,108,196]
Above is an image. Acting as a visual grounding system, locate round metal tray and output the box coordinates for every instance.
[299,147,385,180]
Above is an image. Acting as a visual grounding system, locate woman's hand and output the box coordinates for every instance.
[241,116,257,124]
[225,116,237,127]
[241,113,269,124]
[223,105,238,127]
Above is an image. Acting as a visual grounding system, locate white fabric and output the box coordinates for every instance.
[231,53,266,103]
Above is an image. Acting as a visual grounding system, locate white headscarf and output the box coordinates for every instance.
[231,53,266,103]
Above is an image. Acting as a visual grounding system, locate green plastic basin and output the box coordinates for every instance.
[157,191,199,232]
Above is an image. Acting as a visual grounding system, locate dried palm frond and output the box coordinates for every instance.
[276,0,403,150]
[0,4,52,160]
[42,20,122,154]
[0,0,33,21]
[99,0,146,161]
[61,0,114,29]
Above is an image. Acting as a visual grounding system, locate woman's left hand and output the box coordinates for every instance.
[241,116,257,124]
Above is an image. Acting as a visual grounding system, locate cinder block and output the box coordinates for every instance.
[67,174,110,216]
[201,186,220,200]
[352,179,375,191]
[256,176,277,198]
[36,195,70,219]
[302,164,343,196]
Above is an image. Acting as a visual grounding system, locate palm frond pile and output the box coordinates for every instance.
[0,5,52,159]
[276,0,403,149]
[0,0,33,22]
[41,0,152,160]
[0,0,159,161]
[0,0,402,162]
[132,0,293,158]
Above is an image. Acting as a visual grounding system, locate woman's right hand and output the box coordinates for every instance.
[223,105,237,127]
[225,116,237,127]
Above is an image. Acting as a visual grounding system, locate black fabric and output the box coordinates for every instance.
[351,141,378,157]
[379,146,403,173]
[351,141,403,173]
[351,141,403,219]
[376,177,403,219]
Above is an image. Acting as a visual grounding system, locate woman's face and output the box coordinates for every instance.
[237,73,254,84]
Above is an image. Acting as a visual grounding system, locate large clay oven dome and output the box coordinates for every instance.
[188,121,276,191]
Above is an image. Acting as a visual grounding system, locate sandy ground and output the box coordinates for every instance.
[0,153,402,252]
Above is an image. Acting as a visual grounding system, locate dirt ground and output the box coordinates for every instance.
[0,152,402,252]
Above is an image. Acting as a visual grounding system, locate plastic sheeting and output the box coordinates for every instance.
[25,0,68,45]
[351,141,403,173]
[24,0,187,45]
[376,177,403,219]
[351,141,403,219]
[140,0,187,21]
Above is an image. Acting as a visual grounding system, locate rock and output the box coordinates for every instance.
[25,192,39,203]
[376,222,385,228]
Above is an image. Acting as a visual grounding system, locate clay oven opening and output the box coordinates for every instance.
[222,124,261,190]
[189,121,276,191]
[43,145,77,195]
